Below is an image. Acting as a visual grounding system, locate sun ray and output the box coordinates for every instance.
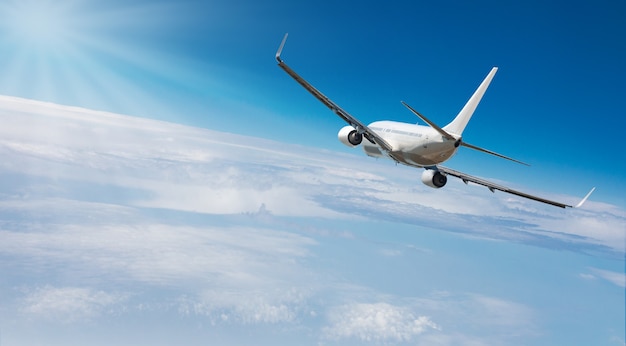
[0,0,198,119]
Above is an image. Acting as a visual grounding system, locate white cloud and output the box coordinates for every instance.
[323,302,440,342]
[0,94,623,257]
[179,287,311,325]
[579,273,596,281]
[0,96,623,344]
[406,292,538,346]
[590,268,626,288]
[133,183,343,217]
[20,286,127,323]
[0,194,320,327]
[0,220,316,288]
[467,294,534,329]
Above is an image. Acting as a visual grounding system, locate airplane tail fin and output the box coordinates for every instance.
[442,67,498,136]
[402,67,527,166]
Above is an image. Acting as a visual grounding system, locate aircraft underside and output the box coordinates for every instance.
[362,141,457,167]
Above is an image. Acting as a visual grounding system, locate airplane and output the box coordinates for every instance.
[275,34,595,208]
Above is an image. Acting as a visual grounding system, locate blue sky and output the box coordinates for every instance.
[0,0,624,206]
[0,0,624,345]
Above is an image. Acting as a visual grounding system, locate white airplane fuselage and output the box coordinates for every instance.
[362,121,460,167]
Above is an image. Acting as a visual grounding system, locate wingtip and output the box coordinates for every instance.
[574,187,596,208]
[276,33,289,63]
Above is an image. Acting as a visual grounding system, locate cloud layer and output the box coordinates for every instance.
[324,302,440,342]
[0,95,623,345]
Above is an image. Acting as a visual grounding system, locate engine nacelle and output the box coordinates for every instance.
[338,126,363,147]
[421,170,447,188]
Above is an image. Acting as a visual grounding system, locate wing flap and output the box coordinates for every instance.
[437,166,594,208]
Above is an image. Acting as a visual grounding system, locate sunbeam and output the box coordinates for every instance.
[3,0,75,51]
[0,0,197,118]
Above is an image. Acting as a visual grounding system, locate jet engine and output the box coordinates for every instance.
[421,169,447,188]
[338,126,363,147]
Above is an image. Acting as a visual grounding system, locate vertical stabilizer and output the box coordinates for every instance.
[443,67,498,136]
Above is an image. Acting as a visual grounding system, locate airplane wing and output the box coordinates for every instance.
[275,34,398,159]
[437,166,595,208]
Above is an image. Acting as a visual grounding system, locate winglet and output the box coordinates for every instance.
[574,187,596,208]
[276,33,289,63]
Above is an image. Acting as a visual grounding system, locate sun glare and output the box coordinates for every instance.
[3,1,74,51]
[0,0,194,119]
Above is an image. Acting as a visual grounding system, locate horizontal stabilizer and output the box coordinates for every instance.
[401,101,528,166]
[461,141,529,166]
[401,101,456,140]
